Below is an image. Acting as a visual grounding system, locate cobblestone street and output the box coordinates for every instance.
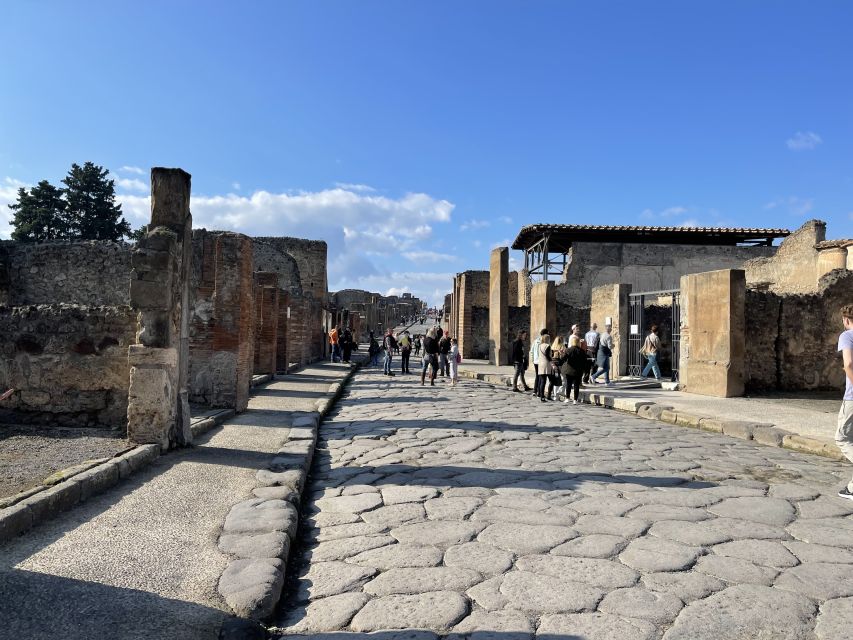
[276,367,853,640]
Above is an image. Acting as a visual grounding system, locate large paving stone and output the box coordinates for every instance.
[451,609,534,640]
[641,571,726,602]
[796,496,853,519]
[705,517,791,540]
[309,535,395,562]
[516,555,639,589]
[815,597,853,639]
[362,503,427,527]
[477,522,575,554]
[315,493,383,514]
[381,485,440,505]
[425,497,483,520]
[708,497,796,527]
[280,592,370,633]
[628,504,711,522]
[219,531,290,560]
[599,586,684,624]
[391,520,485,548]
[218,558,284,620]
[471,505,574,526]
[537,612,657,640]
[486,494,552,511]
[466,575,508,611]
[444,542,513,575]
[363,567,482,596]
[349,591,469,632]
[573,515,650,538]
[619,537,702,572]
[315,522,388,541]
[663,584,816,640]
[694,554,779,586]
[294,561,377,601]
[774,563,853,600]
[551,534,627,558]
[631,489,722,508]
[768,483,821,501]
[346,543,444,570]
[566,496,638,516]
[499,571,603,613]
[647,520,732,546]
[712,539,798,568]
[787,519,853,547]
[783,540,853,564]
[223,499,298,537]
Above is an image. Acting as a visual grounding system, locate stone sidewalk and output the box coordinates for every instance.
[0,361,356,640]
[274,367,853,640]
[458,360,841,452]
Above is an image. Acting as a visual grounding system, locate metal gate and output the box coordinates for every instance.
[627,289,681,381]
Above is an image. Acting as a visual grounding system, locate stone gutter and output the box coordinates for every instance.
[217,362,361,638]
[457,367,844,462]
[0,408,235,545]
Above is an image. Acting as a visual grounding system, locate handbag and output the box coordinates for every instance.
[455,352,462,364]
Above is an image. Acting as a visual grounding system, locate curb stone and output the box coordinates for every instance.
[0,407,236,546]
[216,361,361,626]
[457,367,845,462]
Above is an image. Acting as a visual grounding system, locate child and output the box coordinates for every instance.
[449,338,460,386]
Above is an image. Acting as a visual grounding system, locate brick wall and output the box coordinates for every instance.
[254,236,327,301]
[254,272,279,376]
[0,304,136,429]
[458,270,489,358]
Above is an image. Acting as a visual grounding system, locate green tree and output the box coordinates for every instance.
[62,161,131,240]
[8,180,70,242]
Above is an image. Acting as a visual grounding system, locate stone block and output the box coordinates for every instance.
[489,247,509,365]
[75,463,120,501]
[675,413,703,429]
[698,418,724,433]
[637,404,671,420]
[127,345,179,367]
[0,502,33,543]
[218,557,285,620]
[721,421,755,440]
[782,434,844,460]
[752,426,785,447]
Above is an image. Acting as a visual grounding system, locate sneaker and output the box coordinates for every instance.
[563,398,570,404]
[512,388,521,393]
[839,487,853,501]
[572,399,578,405]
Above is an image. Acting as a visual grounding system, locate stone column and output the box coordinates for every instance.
[590,283,632,378]
[254,271,279,377]
[529,280,556,343]
[680,269,745,397]
[489,247,509,365]
[127,168,193,450]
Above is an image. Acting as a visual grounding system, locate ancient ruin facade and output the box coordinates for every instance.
[0,167,330,445]
[330,289,426,341]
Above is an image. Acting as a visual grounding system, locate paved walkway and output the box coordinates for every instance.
[0,362,354,640]
[275,368,853,640]
[458,360,840,442]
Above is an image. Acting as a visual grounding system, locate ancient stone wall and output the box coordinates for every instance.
[507,306,531,353]
[254,237,327,301]
[251,239,303,295]
[0,240,132,306]
[254,272,279,376]
[559,241,775,307]
[470,307,490,359]
[457,270,489,358]
[742,220,825,295]
[0,304,136,428]
[556,299,590,339]
[590,283,631,377]
[744,269,853,391]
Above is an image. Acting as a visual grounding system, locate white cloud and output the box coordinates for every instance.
[678,219,700,228]
[335,182,376,193]
[509,256,521,271]
[472,239,482,248]
[403,250,458,263]
[119,165,145,175]
[491,238,512,250]
[0,177,28,238]
[786,131,822,151]
[498,215,513,224]
[764,196,814,216]
[115,177,148,192]
[460,218,490,231]
[331,270,454,307]
[232,182,241,191]
[641,205,688,220]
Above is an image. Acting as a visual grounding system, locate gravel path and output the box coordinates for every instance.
[275,368,853,640]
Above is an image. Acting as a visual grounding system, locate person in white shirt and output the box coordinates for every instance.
[591,323,614,386]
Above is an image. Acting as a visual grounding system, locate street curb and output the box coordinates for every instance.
[457,367,845,462]
[216,361,361,630]
[0,408,237,546]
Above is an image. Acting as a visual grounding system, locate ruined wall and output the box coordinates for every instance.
[254,237,327,301]
[559,241,776,307]
[590,283,631,377]
[0,305,136,428]
[469,306,490,359]
[742,220,825,295]
[745,269,853,391]
[509,270,531,307]
[457,270,489,358]
[507,306,531,352]
[251,239,302,294]
[556,302,591,340]
[0,240,132,306]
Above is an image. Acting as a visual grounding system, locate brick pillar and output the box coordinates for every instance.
[253,271,279,377]
[458,274,472,358]
[530,280,556,343]
[127,168,193,450]
[489,247,509,365]
[680,269,745,397]
[590,283,632,378]
[277,292,289,373]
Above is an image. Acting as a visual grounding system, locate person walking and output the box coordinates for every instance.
[438,332,452,377]
[560,335,589,404]
[641,325,663,380]
[530,329,545,398]
[421,327,440,386]
[368,331,380,367]
[511,330,531,392]
[583,323,600,384]
[414,335,421,356]
[399,330,412,374]
[590,323,614,385]
[836,305,853,500]
[341,327,353,363]
[537,332,553,402]
[383,328,397,377]
[328,325,341,363]
[449,338,460,387]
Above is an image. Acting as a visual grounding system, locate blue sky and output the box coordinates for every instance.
[2,1,852,305]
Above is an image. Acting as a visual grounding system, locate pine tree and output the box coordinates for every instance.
[62,161,131,240]
[8,180,70,242]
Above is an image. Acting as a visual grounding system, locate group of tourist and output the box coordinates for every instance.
[365,326,460,386]
[327,325,355,363]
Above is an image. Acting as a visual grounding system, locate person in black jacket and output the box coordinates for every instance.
[511,330,530,392]
[421,327,440,386]
[438,334,452,377]
[560,335,589,404]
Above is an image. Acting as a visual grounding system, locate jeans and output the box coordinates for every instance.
[562,373,581,401]
[836,400,853,492]
[513,362,528,389]
[370,352,380,366]
[383,351,393,374]
[591,357,610,384]
[331,344,341,362]
[439,353,448,376]
[401,349,411,373]
[642,353,662,380]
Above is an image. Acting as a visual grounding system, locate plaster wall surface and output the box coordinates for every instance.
[590,283,631,377]
[742,220,825,294]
